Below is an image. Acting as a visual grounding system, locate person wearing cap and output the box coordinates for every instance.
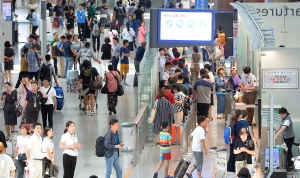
[239,67,257,126]
[229,67,242,103]
[133,41,146,87]
[215,66,228,119]
[14,124,30,178]
[193,74,213,117]
[26,123,43,178]
[0,142,16,177]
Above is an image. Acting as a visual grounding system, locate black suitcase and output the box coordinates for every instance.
[173,159,191,178]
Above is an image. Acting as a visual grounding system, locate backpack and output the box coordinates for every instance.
[218,32,226,46]
[116,6,125,19]
[53,17,59,28]
[80,49,91,62]
[92,21,101,37]
[224,122,238,144]
[95,132,112,157]
[40,63,52,81]
[51,42,59,58]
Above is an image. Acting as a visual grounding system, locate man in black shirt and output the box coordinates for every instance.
[47,0,53,17]
[0,130,7,154]
[113,1,126,32]
[54,0,65,18]
[64,0,75,16]
[133,42,146,86]
[134,5,144,27]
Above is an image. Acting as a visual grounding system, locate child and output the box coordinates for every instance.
[153,121,173,178]
[172,85,186,124]
[186,115,207,178]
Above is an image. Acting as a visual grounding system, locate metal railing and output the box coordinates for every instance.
[132,103,150,166]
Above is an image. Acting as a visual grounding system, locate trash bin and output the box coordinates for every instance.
[120,122,133,152]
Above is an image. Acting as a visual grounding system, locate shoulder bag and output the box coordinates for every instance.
[127,29,137,49]
[148,99,158,123]
[101,73,108,94]
[45,163,59,177]
[15,101,23,117]
[40,87,52,105]
[89,67,103,90]
[110,71,124,96]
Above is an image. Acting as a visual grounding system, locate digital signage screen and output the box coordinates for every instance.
[157,9,215,44]
[2,2,12,21]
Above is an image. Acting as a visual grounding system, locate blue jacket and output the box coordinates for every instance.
[129,20,137,33]
[215,75,226,92]
[104,130,120,158]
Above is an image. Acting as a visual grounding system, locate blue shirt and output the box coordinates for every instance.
[129,20,137,33]
[182,66,188,76]
[134,46,145,62]
[26,50,40,72]
[31,12,39,26]
[57,42,64,57]
[77,9,86,23]
[114,133,119,151]
[61,41,73,57]
[120,47,129,64]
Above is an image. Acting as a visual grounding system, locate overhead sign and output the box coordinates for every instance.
[262,68,298,89]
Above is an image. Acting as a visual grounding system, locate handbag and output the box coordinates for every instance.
[26,13,32,20]
[101,74,108,94]
[40,87,52,105]
[148,99,158,123]
[89,67,103,90]
[45,163,59,177]
[15,102,23,117]
[110,71,124,96]
[127,29,137,49]
[18,153,27,161]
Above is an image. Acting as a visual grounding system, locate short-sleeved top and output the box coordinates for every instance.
[90,20,101,30]
[127,6,137,18]
[240,73,257,92]
[77,48,94,63]
[26,51,40,72]
[113,6,126,19]
[112,44,121,57]
[100,7,108,16]
[54,5,65,16]
[175,83,189,96]
[64,5,75,13]
[281,115,295,139]
[21,84,32,107]
[101,44,112,59]
[27,133,43,159]
[4,48,15,58]
[0,130,7,148]
[106,71,119,92]
[191,126,206,152]
[16,135,30,160]
[156,90,175,104]
[79,67,99,86]
[71,41,82,52]
[42,137,54,159]
[57,42,64,56]
[194,79,213,104]
[134,8,144,21]
[60,132,78,156]
[40,86,56,105]
[32,12,39,26]
[234,138,255,164]
[28,3,36,10]
[134,46,145,62]
[159,131,171,153]
[0,154,16,177]
[66,13,75,25]
[39,62,55,78]
[50,39,58,46]
[2,91,17,113]
[120,47,129,64]
[25,91,43,111]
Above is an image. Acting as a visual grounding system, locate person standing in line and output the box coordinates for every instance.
[186,115,207,178]
[275,107,295,172]
[40,77,57,129]
[22,82,48,131]
[30,9,39,35]
[60,34,74,89]
[14,124,30,178]
[57,35,66,78]
[14,48,29,92]
[90,16,101,53]
[26,123,44,178]
[0,142,16,177]
[76,4,90,41]
[239,66,257,126]
[53,10,64,37]
[2,82,18,139]
[99,3,109,33]
[158,48,166,80]
[26,45,43,81]
[215,66,227,119]
[229,67,242,103]
[60,121,82,178]
[133,41,146,87]
[134,5,144,28]
[104,65,120,115]
[204,63,215,121]
[65,8,76,37]
[213,38,225,68]
[104,119,123,178]
[101,37,112,70]
[50,32,59,75]
[42,127,56,178]
[113,1,126,32]
[4,41,15,83]
[138,21,146,45]
[119,39,131,85]
[111,37,121,72]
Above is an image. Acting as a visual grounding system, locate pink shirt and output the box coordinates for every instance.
[21,84,32,106]
[106,71,119,92]
[138,26,146,44]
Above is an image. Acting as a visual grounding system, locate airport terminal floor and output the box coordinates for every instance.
[0,3,272,178]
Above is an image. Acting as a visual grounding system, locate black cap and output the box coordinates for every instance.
[165,84,172,89]
[201,74,210,79]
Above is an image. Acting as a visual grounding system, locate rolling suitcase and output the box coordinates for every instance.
[171,124,180,144]
[54,86,64,110]
[66,65,79,91]
[174,158,192,178]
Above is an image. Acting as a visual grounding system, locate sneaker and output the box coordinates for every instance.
[123,82,130,86]
[84,110,88,114]
[91,111,96,116]
[153,172,158,178]
[186,173,193,178]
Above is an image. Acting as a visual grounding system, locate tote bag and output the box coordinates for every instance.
[148,99,158,123]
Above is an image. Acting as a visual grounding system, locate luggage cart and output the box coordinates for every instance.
[209,147,236,178]
[6,131,21,158]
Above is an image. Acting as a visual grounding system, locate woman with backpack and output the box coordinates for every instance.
[65,8,76,38]
[53,10,64,38]
[122,22,135,52]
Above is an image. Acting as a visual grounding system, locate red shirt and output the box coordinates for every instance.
[170,57,179,63]
[156,90,175,104]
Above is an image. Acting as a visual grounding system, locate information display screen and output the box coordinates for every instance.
[158,9,214,44]
[2,2,12,21]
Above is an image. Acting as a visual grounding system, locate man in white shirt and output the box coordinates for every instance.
[0,142,16,178]
[160,62,172,81]
[40,77,57,129]
[186,116,207,178]
[26,123,43,178]
[158,48,166,75]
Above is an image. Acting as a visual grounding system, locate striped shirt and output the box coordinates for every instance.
[159,131,171,153]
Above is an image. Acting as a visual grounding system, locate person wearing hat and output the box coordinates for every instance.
[229,67,242,103]
[14,124,30,178]
[239,66,257,126]
[215,66,227,119]
[133,41,147,86]
[0,142,16,177]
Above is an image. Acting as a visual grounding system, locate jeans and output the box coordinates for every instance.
[41,104,54,129]
[112,56,119,72]
[227,144,236,172]
[202,48,209,62]
[16,160,26,178]
[216,93,225,114]
[92,35,100,51]
[284,137,294,169]
[32,25,39,35]
[53,57,58,74]
[78,23,86,41]
[105,151,122,178]
[134,60,140,83]
[65,57,74,81]
[63,154,77,178]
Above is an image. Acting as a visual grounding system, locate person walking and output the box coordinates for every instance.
[133,41,146,87]
[40,77,57,129]
[22,82,48,131]
[64,0,75,17]
[138,21,146,44]
[213,38,225,68]
[42,127,56,178]
[71,35,83,69]
[50,32,59,75]
[215,66,227,119]
[75,42,101,71]
[60,34,74,88]
[65,8,76,37]
[275,107,295,172]
[119,39,131,85]
[4,41,15,83]
[26,123,44,178]
[111,37,121,72]
[76,4,90,41]
[101,37,112,70]
[26,45,43,81]
[14,124,30,178]
[14,48,29,92]
[104,119,123,178]
[37,54,59,86]
[90,16,101,53]
[60,121,82,178]
[0,142,16,178]
[2,82,17,139]
[53,10,64,37]
[108,25,119,49]
[104,65,120,115]
[113,1,126,32]
[99,3,109,33]
[30,9,39,35]
[88,2,98,21]
[57,35,66,78]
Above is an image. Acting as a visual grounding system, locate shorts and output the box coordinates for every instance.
[83,86,95,95]
[197,103,210,117]
[128,41,134,51]
[160,152,171,161]
[67,23,74,30]
[193,151,203,171]
[120,64,129,74]
[117,18,125,26]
